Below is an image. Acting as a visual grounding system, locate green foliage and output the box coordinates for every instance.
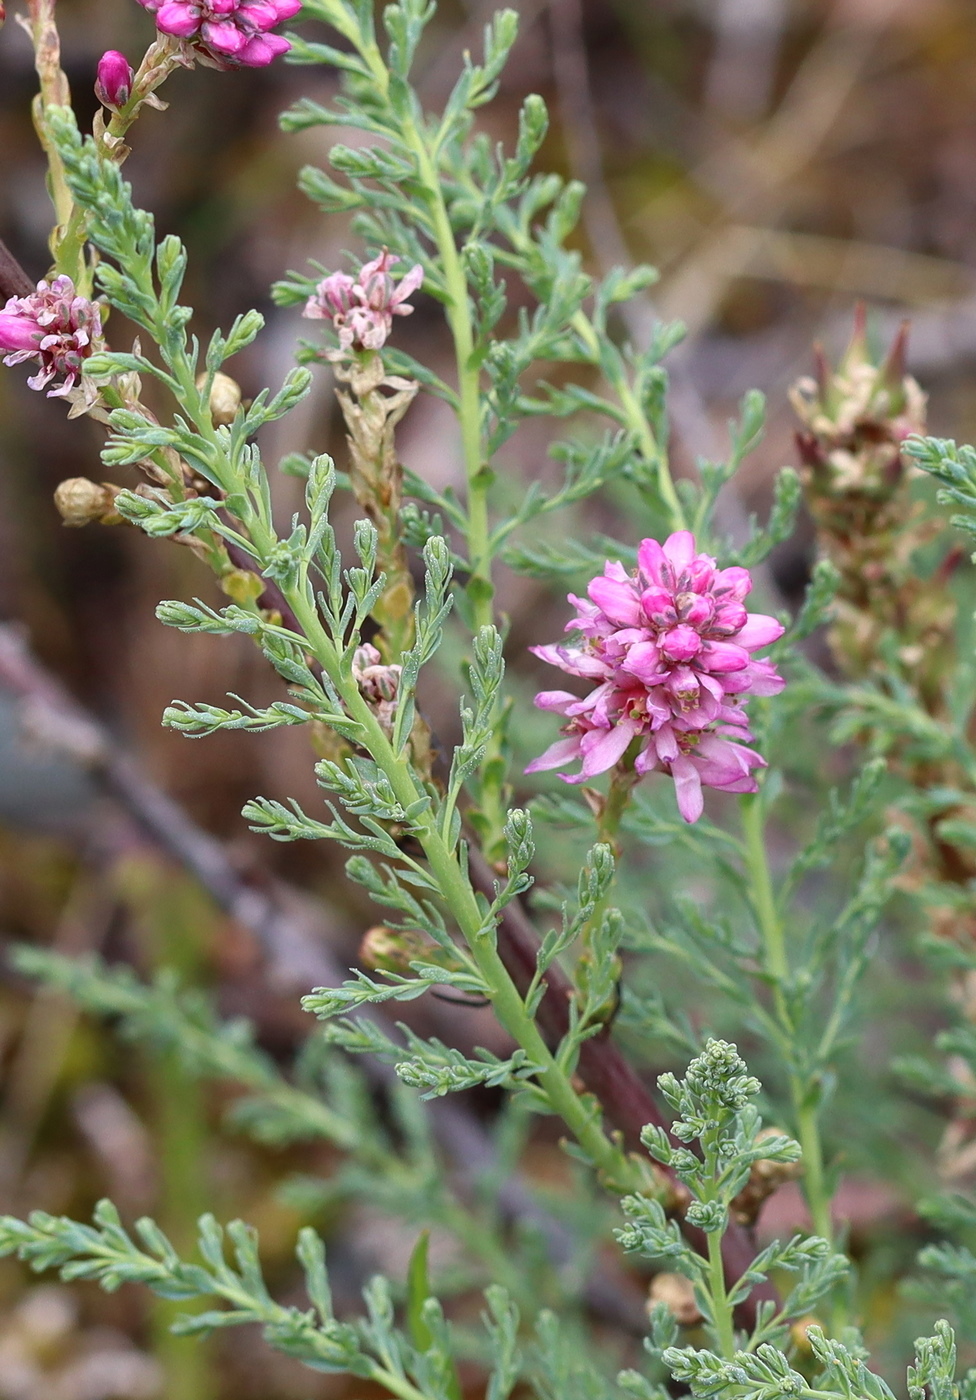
[10,0,976,1393]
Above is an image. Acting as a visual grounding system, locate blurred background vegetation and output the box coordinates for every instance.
[2,0,976,1395]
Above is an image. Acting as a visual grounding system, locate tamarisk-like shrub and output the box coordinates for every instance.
[3,0,976,1395]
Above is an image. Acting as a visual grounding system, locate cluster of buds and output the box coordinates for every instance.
[790,307,949,685]
[135,0,300,68]
[303,251,424,358]
[527,532,784,824]
[0,277,103,399]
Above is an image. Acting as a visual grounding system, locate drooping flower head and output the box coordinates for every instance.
[527,532,785,823]
[303,250,424,354]
[0,277,103,398]
[136,0,301,68]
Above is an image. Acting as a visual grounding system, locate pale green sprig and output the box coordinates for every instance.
[663,1323,959,1400]
[162,696,315,737]
[0,1200,530,1395]
[9,945,358,1149]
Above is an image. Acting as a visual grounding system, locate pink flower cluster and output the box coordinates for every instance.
[303,250,424,354]
[136,0,300,67]
[527,532,785,823]
[0,277,103,398]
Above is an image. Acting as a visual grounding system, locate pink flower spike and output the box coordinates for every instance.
[526,532,785,822]
[95,50,133,109]
[0,278,102,398]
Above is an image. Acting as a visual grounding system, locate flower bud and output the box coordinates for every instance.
[196,370,243,426]
[95,51,133,110]
[647,1272,702,1326]
[359,926,465,977]
[360,926,447,976]
[54,478,122,527]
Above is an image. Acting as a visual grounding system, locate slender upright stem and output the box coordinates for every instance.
[267,564,643,1193]
[707,1229,737,1359]
[740,794,834,1247]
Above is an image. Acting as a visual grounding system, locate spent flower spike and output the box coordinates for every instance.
[136,0,301,67]
[95,50,133,108]
[527,532,785,822]
[303,250,424,354]
[0,277,103,398]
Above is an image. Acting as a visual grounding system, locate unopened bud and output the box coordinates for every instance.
[94,51,133,110]
[790,1316,820,1351]
[197,371,243,426]
[359,926,463,976]
[220,568,266,605]
[648,1272,701,1326]
[54,478,122,527]
[360,926,425,974]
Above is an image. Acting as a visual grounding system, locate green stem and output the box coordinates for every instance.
[354,49,489,629]
[570,311,687,535]
[267,563,641,1193]
[706,1228,737,1359]
[740,794,834,1247]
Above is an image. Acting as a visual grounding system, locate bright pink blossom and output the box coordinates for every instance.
[303,250,424,353]
[136,0,300,67]
[95,50,133,108]
[527,532,785,822]
[0,277,103,398]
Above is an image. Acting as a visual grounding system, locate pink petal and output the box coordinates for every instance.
[634,742,659,775]
[743,660,785,696]
[533,690,579,713]
[579,719,638,776]
[530,644,608,680]
[525,736,582,773]
[640,585,676,625]
[587,574,642,628]
[715,565,752,599]
[391,263,425,305]
[637,537,666,583]
[736,614,785,650]
[682,595,714,628]
[663,531,697,570]
[0,314,41,352]
[670,756,704,823]
[653,723,679,761]
[239,0,281,27]
[621,641,664,684]
[202,17,246,50]
[660,624,702,661]
[699,640,750,672]
[155,2,202,35]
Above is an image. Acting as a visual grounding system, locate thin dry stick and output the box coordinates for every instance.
[0,239,36,300]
